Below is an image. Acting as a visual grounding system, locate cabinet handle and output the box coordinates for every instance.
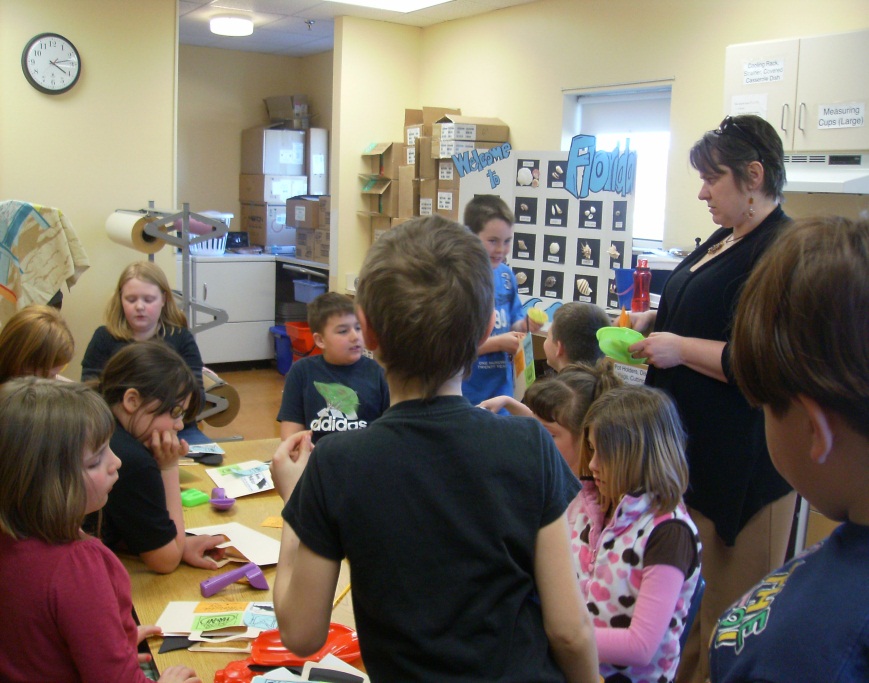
[203,282,207,301]
[780,103,789,132]
[798,102,807,132]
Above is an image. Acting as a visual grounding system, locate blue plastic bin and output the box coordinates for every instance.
[293,278,327,304]
[270,325,293,375]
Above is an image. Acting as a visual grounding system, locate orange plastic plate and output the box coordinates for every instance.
[250,623,361,667]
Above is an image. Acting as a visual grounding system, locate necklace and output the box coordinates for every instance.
[707,232,744,255]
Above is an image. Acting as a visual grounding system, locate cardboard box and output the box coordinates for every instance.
[310,239,330,264]
[391,217,413,228]
[433,115,509,143]
[362,142,403,179]
[370,215,392,244]
[286,197,320,229]
[404,106,461,146]
[403,143,415,168]
[437,159,460,189]
[418,178,437,216]
[415,137,436,179]
[241,202,294,247]
[360,178,395,217]
[431,138,502,159]
[435,188,459,222]
[241,126,306,175]
[318,196,331,228]
[239,174,308,204]
[397,165,417,218]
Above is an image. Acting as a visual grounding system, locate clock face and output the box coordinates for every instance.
[21,33,81,95]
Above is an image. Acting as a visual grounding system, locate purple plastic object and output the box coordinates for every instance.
[200,562,269,598]
[210,487,236,511]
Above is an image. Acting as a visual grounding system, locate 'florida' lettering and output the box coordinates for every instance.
[565,134,637,199]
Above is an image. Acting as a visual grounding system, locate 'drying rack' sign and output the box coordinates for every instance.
[453,134,637,316]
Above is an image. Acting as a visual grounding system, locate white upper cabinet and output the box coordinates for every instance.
[724,30,869,153]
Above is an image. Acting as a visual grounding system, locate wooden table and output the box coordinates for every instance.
[122,438,355,682]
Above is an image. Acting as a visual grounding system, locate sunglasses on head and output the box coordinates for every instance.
[714,115,765,163]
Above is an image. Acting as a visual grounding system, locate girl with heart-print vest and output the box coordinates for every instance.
[567,385,701,683]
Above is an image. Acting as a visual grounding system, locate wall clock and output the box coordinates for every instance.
[21,33,81,95]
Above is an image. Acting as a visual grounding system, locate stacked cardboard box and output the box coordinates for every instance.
[288,196,329,264]
[432,115,509,222]
[362,106,510,240]
[240,125,307,247]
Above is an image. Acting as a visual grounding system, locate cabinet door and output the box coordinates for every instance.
[793,30,869,152]
[194,260,275,322]
[195,321,275,364]
[724,38,800,150]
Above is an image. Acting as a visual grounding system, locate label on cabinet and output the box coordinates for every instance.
[740,57,786,85]
[731,93,768,118]
[817,102,865,130]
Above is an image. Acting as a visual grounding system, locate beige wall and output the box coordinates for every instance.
[177,46,333,220]
[330,17,422,291]
[0,0,177,373]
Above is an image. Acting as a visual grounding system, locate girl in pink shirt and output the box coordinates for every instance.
[567,385,702,683]
[0,378,200,683]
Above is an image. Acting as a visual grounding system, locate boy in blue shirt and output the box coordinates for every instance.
[710,216,869,682]
[277,292,388,443]
[462,195,542,406]
[270,216,597,683]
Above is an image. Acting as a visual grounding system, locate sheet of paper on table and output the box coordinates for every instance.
[156,600,276,642]
[187,521,281,565]
[206,460,274,497]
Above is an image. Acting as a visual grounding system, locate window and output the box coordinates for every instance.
[562,86,672,242]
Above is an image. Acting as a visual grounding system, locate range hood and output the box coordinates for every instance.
[783,153,869,194]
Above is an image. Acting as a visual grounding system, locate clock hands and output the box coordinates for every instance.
[49,58,73,75]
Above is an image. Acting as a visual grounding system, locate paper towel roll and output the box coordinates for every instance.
[105,211,166,254]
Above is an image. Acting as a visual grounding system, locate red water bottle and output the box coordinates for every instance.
[631,259,651,313]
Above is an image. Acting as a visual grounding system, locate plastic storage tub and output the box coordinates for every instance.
[285,321,322,361]
[292,279,326,304]
[270,325,293,375]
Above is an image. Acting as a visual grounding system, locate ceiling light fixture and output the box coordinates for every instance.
[322,0,452,12]
[210,15,254,37]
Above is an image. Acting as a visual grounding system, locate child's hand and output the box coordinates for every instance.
[182,534,225,570]
[496,331,525,355]
[157,665,201,683]
[136,624,161,664]
[270,431,313,503]
[478,396,533,417]
[478,396,511,413]
[149,430,189,470]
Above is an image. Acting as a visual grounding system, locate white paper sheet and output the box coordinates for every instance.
[186,521,281,566]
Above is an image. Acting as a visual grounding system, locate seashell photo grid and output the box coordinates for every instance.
[455,140,636,313]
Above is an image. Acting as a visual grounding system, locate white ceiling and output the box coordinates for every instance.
[179,0,538,56]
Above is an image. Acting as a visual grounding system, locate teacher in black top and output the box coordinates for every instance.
[630,114,796,683]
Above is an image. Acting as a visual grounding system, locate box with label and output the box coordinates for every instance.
[317,195,331,228]
[286,197,320,229]
[415,137,436,179]
[362,142,403,179]
[431,138,501,159]
[437,160,460,189]
[433,115,509,143]
[435,188,459,222]
[241,202,294,247]
[241,126,306,175]
[418,178,437,216]
[239,174,308,204]
[404,106,461,146]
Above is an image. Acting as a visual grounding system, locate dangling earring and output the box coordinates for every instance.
[748,195,755,218]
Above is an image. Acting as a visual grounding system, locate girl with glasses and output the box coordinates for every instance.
[92,341,223,574]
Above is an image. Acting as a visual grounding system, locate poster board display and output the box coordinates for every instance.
[453,135,637,318]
